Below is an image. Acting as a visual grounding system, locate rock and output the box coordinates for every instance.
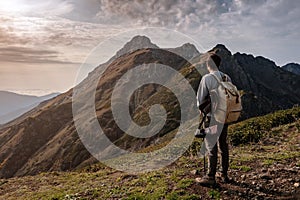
[277,164,284,168]
[259,173,272,180]
[281,179,288,184]
[282,63,300,75]
[294,182,300,188]
[252,175,258,179]
[287,168,297,173]
[261,168,267,173]
[190,169,201,175]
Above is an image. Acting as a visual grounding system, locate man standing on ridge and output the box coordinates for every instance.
[196,52,231,186]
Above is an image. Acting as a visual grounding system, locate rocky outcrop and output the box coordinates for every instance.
[282,63,300,75]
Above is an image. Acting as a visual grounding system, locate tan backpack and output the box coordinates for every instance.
[210,73,242,124]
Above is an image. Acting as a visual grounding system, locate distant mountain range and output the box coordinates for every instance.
[0,36,299,178]
[0,91,59,124]
[282,63,300,75]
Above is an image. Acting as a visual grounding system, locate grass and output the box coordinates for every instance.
[230,165,252,172]
[229,106,300,146]
[208,189,221,200]
[262,159,275,166]
[177,178,194,189]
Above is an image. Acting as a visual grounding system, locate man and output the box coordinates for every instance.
[196,52,231,186]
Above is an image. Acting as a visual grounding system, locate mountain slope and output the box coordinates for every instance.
[0,46,199,178]
[0,36,299,178]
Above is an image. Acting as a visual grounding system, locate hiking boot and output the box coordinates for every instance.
[195,175,216,186]
[216,172,230,183]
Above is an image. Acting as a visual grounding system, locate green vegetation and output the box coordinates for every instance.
[230,164,252,172]
[208,189,221,200]
[262,159,275,166]
[229,106,300,146]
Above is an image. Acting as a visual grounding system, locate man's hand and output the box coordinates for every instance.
[195,125,218,138]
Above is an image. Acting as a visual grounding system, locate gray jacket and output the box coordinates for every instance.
[197,70,231,112]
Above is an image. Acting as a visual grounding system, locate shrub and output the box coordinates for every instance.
[229,106,300,146]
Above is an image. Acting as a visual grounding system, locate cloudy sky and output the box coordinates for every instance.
[0,0,299,95]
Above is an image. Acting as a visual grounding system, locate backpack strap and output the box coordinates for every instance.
[210,73,222,83]
[211,72,228,83]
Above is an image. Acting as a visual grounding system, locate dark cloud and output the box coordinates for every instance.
[0,46,78,64]
[63,0,101,22]
[96,0,217,27]
[93,0,300,65]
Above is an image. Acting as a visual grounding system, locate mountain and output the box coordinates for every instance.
[0,36,299,178]
[114,35,159,59]
[166,43,201,60]
[0,91,59,124]
[282,63,300,75]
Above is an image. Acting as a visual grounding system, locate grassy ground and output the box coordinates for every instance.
[0,112,299,199]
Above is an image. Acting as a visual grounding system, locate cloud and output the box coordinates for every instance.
[92,0,300,65]
[212,0,300,65]
[0,46,78,64]
[96,0,216,27]
[1,0,299,66]
[0,0,74,16]
[0,13,127,65]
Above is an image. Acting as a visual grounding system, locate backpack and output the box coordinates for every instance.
[210,73,242,124]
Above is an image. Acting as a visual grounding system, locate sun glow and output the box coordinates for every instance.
[0,0,29,14]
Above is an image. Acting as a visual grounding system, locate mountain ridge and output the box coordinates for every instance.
[0,36,299,178]
[282,63,300,75]
[0,91,59,124]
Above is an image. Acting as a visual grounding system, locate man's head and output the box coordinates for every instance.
[207,53,221,72]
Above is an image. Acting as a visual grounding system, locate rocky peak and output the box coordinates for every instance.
[177,43,198,52]
[165,43,200,60]
[282,63,300,75]
[115,35,159,58]
[211,44,232,57]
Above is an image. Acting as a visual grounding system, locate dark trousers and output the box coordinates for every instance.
[205,117,229,177]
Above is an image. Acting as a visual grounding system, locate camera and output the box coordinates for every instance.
[195,128,206,138]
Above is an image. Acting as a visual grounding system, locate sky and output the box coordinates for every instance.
[0,0,299,96]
